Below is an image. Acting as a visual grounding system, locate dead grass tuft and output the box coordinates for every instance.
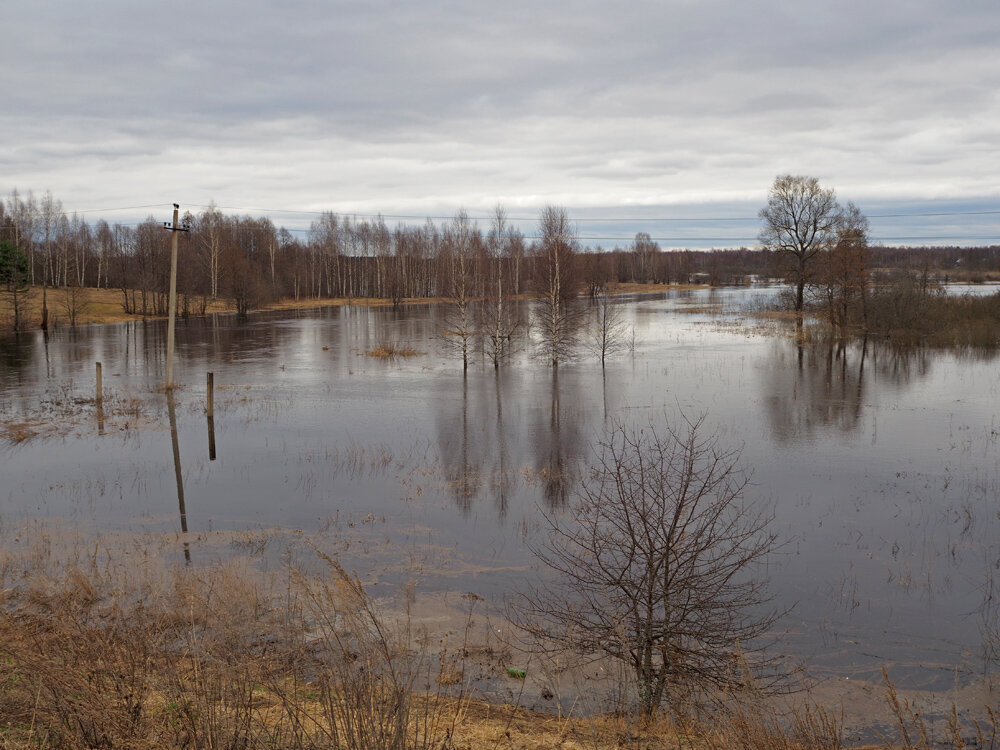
[1,421,41,442]
[366,343,423,358]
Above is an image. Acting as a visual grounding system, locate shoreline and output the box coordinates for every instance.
[1,282,703,333]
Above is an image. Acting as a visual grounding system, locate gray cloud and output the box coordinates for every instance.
[1,0,998,244]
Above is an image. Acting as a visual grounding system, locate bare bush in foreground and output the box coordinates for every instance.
[514,415,782,718]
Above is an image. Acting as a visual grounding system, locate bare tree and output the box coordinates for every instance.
[195,203,225,299]
[759,175,840,313]
[514,415,781,718]
[822,202,870,332]
[440,211,480,371]
[534,206,582,367]
[586,291,629,367]
[633,231,660,283]
[39,190,62,330]
[60,281,88,326]
[483,205,522,368]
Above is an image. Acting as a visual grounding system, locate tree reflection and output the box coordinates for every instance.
[763,338,931,443]
[491,371,511,518]
[437,373,482,514]
[533,369,583,509]
[435,368,585,516]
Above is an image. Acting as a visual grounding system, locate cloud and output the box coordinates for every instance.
[1,0,998,245]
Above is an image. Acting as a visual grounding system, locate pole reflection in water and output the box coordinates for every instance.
[207,415,216,461]
[96,361,105,435]
[207,371,216,461]
[166,391,191,564]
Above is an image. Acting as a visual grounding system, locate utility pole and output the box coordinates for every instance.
[163,204,190,389]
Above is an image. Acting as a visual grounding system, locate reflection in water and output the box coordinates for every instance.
[533,369,583,508]
[8,291,1000,700]
[207,414,217,461]
[166,391,191,564]
[207,372,217,461]
[763,338,932,443]
[96,361,105,435]
[435,367,586,516]
[439,373,481,514]
[492,372,510,518]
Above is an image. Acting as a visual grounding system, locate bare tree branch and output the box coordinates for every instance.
[513,414,784,718]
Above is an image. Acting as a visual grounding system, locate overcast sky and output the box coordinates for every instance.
[2,0,998,246]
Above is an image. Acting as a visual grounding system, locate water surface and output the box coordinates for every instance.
[3,288,1000,709]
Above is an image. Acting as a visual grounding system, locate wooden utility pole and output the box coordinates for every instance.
[163,204,189,388]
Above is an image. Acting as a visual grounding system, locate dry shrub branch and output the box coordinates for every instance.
[513,414,784,720]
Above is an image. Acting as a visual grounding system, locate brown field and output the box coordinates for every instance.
[1,283,701,333]
[0,286,232,328]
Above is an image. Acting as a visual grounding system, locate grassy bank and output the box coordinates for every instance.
[0,286,447,332]
[0,538,991,750]
[0,283,692,334]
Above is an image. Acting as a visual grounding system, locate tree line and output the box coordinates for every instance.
[3,186,998,338]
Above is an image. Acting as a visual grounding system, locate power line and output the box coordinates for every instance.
[72,203,171,215]
[13,199,999,225]
[186,203,1000,224]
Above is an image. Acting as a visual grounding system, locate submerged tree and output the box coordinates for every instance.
[514,416,781,718]
[586,291,629,367]
[440,210,480,370]
[823,202,870,332]
[482,205,522,368]
[534,206,582,367]
[759,175,840,313]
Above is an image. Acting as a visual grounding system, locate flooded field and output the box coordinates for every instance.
[3,287,1000,728]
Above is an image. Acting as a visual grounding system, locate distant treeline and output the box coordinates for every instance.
[2,190,998,319]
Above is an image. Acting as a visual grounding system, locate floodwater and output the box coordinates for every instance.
[3,287,1000,719]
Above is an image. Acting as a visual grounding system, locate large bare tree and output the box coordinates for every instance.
[514,415,781,718]
[759,175,840,313]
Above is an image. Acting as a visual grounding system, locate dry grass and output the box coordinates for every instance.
[366,343,424,358]
[0,385,153,444]
[3,284,709,334]
[0,420,41,442]
[1,286,234,328]
[0,532,993,749]
[0,549,471,749]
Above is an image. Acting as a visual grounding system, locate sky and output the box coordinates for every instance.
[2,0,998,248]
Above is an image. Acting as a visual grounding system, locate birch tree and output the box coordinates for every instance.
[534,206,581,367]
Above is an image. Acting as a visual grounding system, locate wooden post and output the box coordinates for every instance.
[165,204,180,388]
